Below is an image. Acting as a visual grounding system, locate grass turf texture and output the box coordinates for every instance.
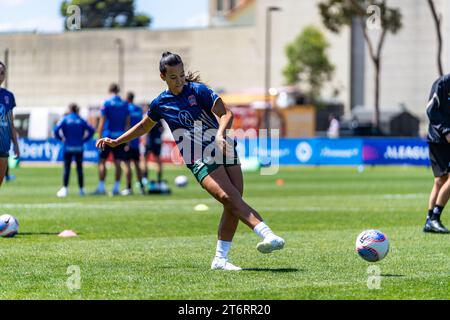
[0,165,449,300]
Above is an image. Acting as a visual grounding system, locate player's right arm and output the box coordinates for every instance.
[96,116,156,149]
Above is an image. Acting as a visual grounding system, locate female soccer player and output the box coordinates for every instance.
[97,52,285,270]
[0,61,20,188]
[54,103,95,197]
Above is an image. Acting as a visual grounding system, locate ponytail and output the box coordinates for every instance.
[186,71,203,84]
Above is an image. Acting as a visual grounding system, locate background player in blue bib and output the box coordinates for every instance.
[122,92,145,195]
[0,61,20,188]
[54,103,95,197]
[94,83,130,196]
[97,52,285,270]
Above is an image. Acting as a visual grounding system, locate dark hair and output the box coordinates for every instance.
[109,83,120,94]
[126,92,135,102]
[69,103,79,114]
[0,61,5,69]
[159,52,202,83]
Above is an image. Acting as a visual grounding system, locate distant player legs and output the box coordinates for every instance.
[435,176,450,208]
[99,158,107,182]
[63,152,73,188]
[75,152,84,190]
[155,155,162,182]
[114,159,122,182]
[124,159,132,189]
[428,175,448,211]
[132,158,143,188]
[0,158,7,186]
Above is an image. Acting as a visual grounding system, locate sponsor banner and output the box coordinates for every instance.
[238,138,363,166]
[18,139,98,162]
[316,138,363,165]
[17,139,183,164]
[362,138,429,166]
[17,138,431,166]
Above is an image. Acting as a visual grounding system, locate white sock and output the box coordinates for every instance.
[113,181,120,191]
[98,181,105,191]
[253,222,275,239]
[215,240,232,259]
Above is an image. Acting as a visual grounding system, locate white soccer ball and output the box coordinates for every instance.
[175,175,188,188]
[355,229,389,262]
[0,214,19,238]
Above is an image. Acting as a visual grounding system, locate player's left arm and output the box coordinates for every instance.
[9,110,20,159]
[212,98,234,135]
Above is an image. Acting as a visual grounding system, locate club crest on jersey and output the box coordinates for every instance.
[188,95,197,106]
[4,95,9,105]
[179,110,195,127]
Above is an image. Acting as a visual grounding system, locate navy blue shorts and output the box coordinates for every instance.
[145,143,162,157]
[125,148,141,161]
[100,144,127,161]
[0,152,8,158]
[429,143,450,177]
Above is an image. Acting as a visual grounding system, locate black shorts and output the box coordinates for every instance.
[125,148,141,161]
[100,144,127,161]
[0,152,8,158]
[429,143,450,177]
[145,143,162,157]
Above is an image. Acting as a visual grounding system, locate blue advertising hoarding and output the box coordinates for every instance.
[362,138,429,166]
[18,138,99,163]
[16,137,431,166]
[237,138,363,166]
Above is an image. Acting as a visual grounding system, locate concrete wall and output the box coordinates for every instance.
[0,26,257,109]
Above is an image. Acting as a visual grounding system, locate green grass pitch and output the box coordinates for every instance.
[0,165,449,299]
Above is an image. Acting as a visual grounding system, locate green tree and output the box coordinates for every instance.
[318,0,402,130]
[283,25,335,102]
[60,0,152,29]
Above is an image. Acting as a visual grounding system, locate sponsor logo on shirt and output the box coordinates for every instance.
[188,95,197,107]
[179,110,195,127]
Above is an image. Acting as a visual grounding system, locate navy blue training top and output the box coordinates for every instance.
[54,112,95,152]
[0,88,16,154]
[127,102,143,149]
[101,95,129,139]
[146,82,220,164]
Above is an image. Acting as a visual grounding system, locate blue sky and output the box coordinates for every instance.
[0,0,209,32]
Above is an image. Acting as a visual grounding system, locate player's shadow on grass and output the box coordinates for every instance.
[242,268,301,273]
[381,274,405,277]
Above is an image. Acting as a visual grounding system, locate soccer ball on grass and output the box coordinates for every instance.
[0,214,19,238]
[355,229,389,262]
